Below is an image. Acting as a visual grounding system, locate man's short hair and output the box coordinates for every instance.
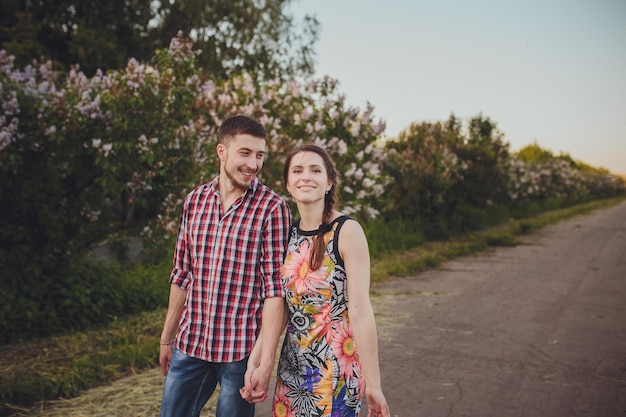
[218,115,267,145]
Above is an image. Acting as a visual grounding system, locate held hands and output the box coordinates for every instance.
[240,360,272,404]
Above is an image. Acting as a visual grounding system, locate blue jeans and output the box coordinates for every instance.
[160,348,255,417]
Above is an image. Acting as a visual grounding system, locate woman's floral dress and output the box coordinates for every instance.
[272,215,363,417]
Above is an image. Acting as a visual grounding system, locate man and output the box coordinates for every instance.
[159,115,291,417]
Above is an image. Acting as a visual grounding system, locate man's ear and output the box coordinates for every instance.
[216,143,225,161]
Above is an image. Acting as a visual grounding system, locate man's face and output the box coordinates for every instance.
[218,134,266,191]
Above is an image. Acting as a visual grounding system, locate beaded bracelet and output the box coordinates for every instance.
[160,340,175,346]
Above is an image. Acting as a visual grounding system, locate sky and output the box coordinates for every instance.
[291,0,626,175]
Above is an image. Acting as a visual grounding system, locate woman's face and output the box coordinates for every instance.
[286,151,332,204]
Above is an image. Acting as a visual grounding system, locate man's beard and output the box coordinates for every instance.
[224,166,256,191]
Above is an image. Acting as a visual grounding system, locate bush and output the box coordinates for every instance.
[119,260,172,314]
[0,255,171,346]
[449,204,510,235]
[1,40,389,345]
[1,257,121,345]
[364,217,426,257]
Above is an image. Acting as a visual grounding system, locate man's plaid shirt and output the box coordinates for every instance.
[170,176,291,363]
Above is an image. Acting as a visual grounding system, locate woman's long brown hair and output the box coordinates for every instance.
[283,144,340,271]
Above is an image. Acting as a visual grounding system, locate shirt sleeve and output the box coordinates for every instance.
[169,193,192,290]
[260,198,292,299]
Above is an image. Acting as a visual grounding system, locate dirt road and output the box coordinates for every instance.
[259,201,626,417]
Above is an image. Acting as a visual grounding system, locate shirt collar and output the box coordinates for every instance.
[208,176,259,195]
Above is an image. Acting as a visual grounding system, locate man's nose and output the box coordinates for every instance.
[245,155,259,168]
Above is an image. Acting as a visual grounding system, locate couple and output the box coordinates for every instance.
[159,115,391,417]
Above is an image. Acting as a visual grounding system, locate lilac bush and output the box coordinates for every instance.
[506,155,624,203]
[1,34,388,266]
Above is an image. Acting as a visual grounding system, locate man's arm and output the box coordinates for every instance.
[159,284,186,376]
[242,296,286,403]
[242,198,291,401]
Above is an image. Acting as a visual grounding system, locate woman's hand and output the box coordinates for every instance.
[366,387,391,417]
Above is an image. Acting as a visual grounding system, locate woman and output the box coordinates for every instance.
[242,144,391,417]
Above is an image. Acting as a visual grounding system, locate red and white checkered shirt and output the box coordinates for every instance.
[170,176,291,362]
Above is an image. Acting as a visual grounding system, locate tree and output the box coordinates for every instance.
[151,0,319,81]
[0,0,319,81]
[382,118,465,237]
[516,142,555,164]
[450,114,510,208]
[0,0,155,75]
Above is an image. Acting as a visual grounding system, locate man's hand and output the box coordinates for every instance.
[159,344,174,376]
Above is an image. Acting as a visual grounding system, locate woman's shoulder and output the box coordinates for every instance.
[330,212,354,225]
[332,214,365,240]
[331,213,360,227]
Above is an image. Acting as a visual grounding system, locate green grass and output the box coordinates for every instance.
[370,196,625,281]
[0,310,164,416]
[1,195,624,416]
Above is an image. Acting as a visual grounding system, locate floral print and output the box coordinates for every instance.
[273,216,363,417]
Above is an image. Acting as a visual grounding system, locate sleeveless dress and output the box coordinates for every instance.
[272,215,364,417]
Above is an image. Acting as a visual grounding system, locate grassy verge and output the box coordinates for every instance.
[370,196,626,281]
[1,196,624,416]
[0,310,164,417]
